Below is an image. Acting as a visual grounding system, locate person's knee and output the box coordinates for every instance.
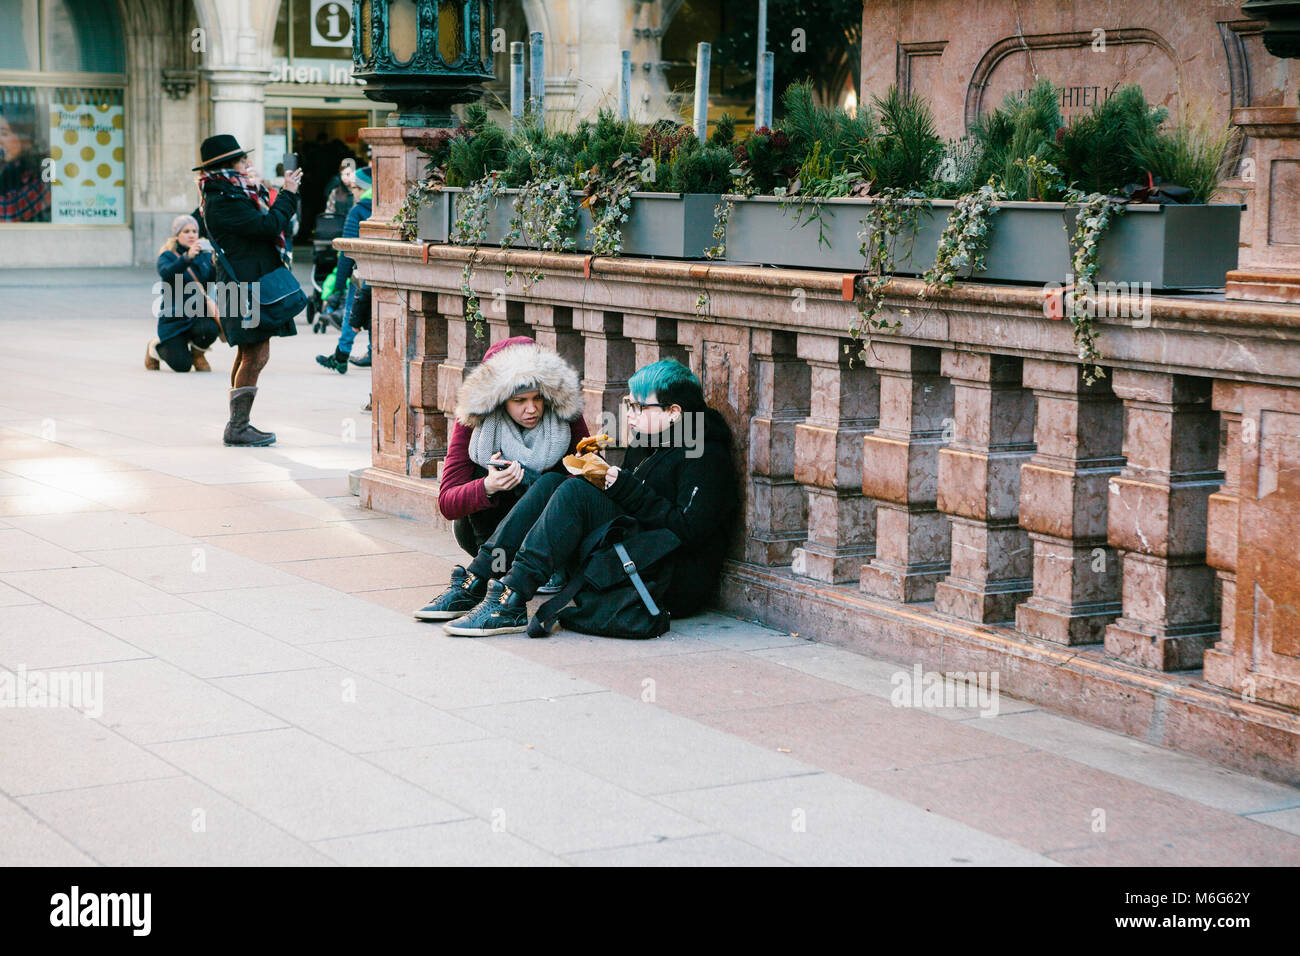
[534,471,567,494]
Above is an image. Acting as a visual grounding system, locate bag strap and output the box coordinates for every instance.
[197,208,249,316]
[613,541,662,618]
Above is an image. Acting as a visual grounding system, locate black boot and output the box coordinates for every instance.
[316,349,349,374]
[349,348,372,367]
[413,565,488,621]
[223,387,276,447]
[442,580,529,637]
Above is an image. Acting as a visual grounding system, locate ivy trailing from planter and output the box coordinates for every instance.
[1064,190,1126,385]
[920,177,1008,294]
[581,154,640,258]
[450,172,505,339]
[503,167,579,290]
[392,172,446,242]
[850,188,927,361]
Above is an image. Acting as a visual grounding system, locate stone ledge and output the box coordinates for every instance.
[717,560,1300,786]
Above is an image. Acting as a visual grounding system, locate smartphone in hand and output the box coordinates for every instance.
[282,152,298,173]
[488,459,513,470]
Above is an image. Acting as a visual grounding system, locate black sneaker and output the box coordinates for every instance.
[413,566,487,621]
[536,570,566,594]
[349,349,372,367]
[316,351,348,374]
[442,580,529,636]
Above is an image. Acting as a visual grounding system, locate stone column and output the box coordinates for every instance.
[1103,373,1222,670]
[1203,381,1244,690]
[575,309,636,436]
[525,303,584,374]
[934,351,1036,623]
[1225,107,1300,304]
[485,298,531,343]
[790,334,879,584]
[370,286,409,475]
[406,291,448,479]
[204,67,272,166]
[436,295,488,475]
[623,314,690,369]
[859,343,955,603]
[747,330,811,566]
[359,127,450,241]
[1015,360,1125,645]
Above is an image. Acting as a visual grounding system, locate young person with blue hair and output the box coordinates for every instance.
[436,357,738,637]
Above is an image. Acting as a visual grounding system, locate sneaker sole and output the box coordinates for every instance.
[223,439,276,447]
[442,621,528,637]
[413,608,473,621]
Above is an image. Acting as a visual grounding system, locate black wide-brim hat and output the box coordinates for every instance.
[193,134,253,171]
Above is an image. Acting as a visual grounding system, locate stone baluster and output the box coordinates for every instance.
[623,314,690,369]
[746,330,810,566]
[789,334,880,584]
[574,309,636,438]
[1015,360,1125,644]
[370,286,409,474]
[859,343,955,603]
[1102,373,1222,670]
[933,351,1036,623]
[1203,381,1244,690]
[524,303,584,374]
[406,291,448,479]
[485,297,531,343]
[436,296,488,480]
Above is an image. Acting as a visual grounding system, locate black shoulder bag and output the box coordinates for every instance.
[527,516,679,640]
[200,208,307,336]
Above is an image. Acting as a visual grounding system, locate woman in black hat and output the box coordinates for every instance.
[194,134,303,446]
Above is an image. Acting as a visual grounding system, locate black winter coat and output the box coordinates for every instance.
[604,407,738,617]
[199,178,300,345]
[155,245,217,343]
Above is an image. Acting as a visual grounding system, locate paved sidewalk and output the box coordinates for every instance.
[0,268,1297,866]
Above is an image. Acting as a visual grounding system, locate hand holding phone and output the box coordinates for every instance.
[484,455,522,494]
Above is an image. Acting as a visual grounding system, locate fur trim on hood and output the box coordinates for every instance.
[453,339,584,427]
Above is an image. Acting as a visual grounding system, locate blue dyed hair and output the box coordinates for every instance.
[628,358,704,412]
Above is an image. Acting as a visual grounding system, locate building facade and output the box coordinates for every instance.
[0,0,759,269]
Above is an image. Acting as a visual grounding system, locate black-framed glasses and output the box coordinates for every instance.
[621,397,664,415]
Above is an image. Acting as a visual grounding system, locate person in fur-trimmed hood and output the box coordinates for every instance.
[415,336,589,621]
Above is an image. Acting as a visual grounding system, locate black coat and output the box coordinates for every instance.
[155,245,217,342]
[199,179,300,345]
[604,407,738,616]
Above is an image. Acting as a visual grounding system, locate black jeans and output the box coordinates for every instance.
[500,476,623,600]
[157,318,220,372]
[466,471,570,580]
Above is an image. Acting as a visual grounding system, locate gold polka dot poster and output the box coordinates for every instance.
[50,101,125,224]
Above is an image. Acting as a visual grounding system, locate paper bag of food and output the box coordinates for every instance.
[563,434,612,487]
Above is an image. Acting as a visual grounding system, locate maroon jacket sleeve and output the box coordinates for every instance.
[568,417,590,452]
[438,421,491,519]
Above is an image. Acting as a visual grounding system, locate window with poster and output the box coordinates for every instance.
[0,0,127,226]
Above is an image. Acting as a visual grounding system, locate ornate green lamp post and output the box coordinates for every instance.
[353,0,495,127]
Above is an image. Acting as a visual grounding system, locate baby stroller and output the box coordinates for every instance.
[306,212,346,333]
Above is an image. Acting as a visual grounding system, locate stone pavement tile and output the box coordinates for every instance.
[268,495,386,523]
[476,628,718,666]
[670,612,810,651]
[146,503,325,536]
[213,667,490,753]
[89,542,301,594]
[342,516,465,558]
[0,438,93,462]
[17,777,335,867]
[305,633,608,710]
[0,474,51,496]
[655,773,1055,866]
[0,489,110,516]
[87,484,258,514]
[1244,806,1300,836]
[751,643,1037,721]
[0,581,38,606]
[371,738,715,855]
[0,528,97,572]
[92,610,321,678]
[0,566,195,619]
[208,526,405,563]
[151,728,471,842]
[858,749,1299,859]
[564,831,792,867]
[352,585,441,616]
[1045,825,1300,866]
[452,691,816,795]
[2,455,144,477]
[8,512,191,552]
[0,795,98,866]
[564,650,863,717]
[0,605,150,669]
[699,696,1035,775]
[312,819,567,866]
[20,469,196,498]
[90,659,288,744]
[281,551,457,591]
[0,702,180,796]
[185,582,427,644]
[966,708,1300,815]
[212,476,353,501]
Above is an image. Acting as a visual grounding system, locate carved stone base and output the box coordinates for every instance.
[1225,268,1300,304]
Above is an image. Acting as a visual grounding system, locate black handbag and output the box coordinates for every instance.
[200,210,307,334]
[528,516,679,640]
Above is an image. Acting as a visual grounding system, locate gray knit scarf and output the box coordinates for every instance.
[468,407,570,475]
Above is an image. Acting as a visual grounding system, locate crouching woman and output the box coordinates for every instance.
[146,215,221,373]
[440,358,737,637]
[414,336,589,621]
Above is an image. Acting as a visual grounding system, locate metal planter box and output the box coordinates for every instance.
[724,195,1243,289]
[414,188,456,243]
[442,188,721,258]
